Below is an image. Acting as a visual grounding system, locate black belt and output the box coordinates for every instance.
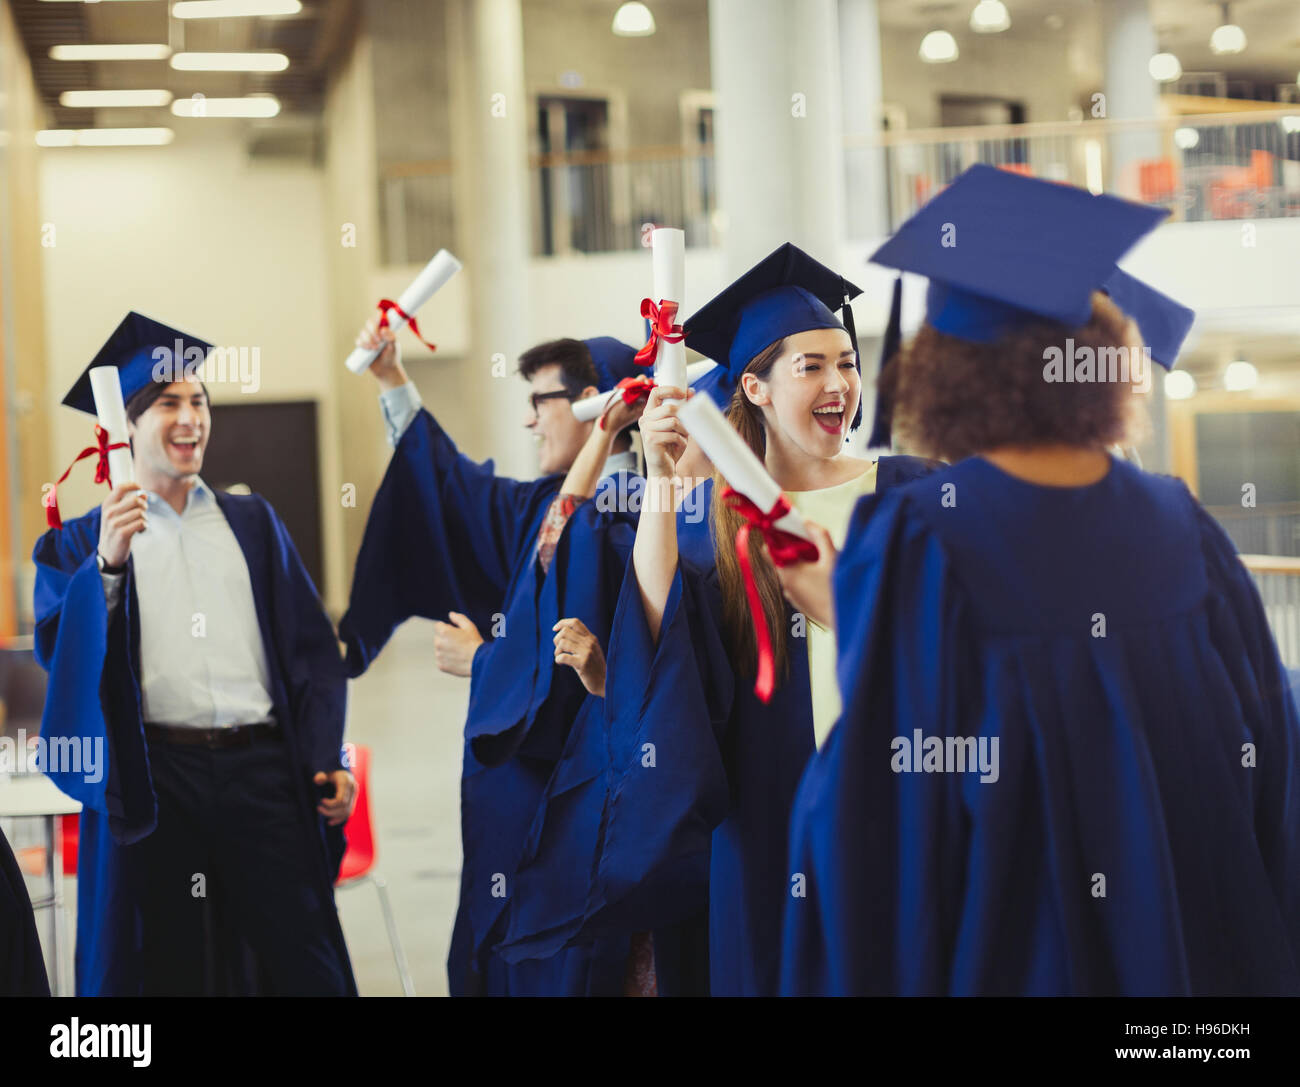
[143,721,280,750]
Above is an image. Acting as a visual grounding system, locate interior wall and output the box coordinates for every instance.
[0,0,52,633]
[38,125,345,611]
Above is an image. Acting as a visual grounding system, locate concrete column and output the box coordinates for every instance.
[447,0,534,478]
[708,0,847,276]
[838,0,887,240]
[1099,0,1163,197]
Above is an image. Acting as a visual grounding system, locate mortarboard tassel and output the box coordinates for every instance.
[839,280,863,431]
[867,275,903,450]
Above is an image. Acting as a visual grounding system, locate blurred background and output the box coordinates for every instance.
[1,0,1298,994]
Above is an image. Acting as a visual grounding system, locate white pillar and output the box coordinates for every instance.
[838,0,887,240]
[1099,0,1162,197]
[447,0,534,477]
[708,0,847,277]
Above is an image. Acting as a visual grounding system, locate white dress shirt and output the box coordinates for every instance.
[101,480,275,728]
[379,380,640,477]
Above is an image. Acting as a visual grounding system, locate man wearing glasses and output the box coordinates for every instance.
[341,315,647,996]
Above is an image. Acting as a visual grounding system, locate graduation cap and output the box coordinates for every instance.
[684,243,865,427]
[1101,268,1194,370]
[62,311,213,416]
[869,164,1168,343]
[691,363,737,410]
[584,336,642,393]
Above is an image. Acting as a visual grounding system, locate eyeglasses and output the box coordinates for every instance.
[528,389,578,414]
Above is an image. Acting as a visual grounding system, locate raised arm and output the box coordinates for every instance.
[633,385,690,642]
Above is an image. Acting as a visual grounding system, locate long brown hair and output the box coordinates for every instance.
[709,338,791,683]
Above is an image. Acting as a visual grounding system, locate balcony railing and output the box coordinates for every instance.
[1242,555,1300,671]
[852,108,1300,234]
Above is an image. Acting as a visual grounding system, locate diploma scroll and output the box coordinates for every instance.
[344,249,463,373]
[650,228,687,391]
[88,366,135,487]
[571,360,717,423]
[677,393,813,545]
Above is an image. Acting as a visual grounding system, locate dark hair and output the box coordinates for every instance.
[517,338,600,396]
[125,380,211,425]
[709,338,791,684]
[882,291,1145,462]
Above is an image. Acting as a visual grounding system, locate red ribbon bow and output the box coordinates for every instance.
[46,425,131,531]
[720,486,820,704]
[597,375,656,430]
[633,298,684,367]
[377,299,438,353]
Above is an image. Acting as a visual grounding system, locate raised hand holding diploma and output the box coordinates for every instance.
[344,248,462,374]
[97,483,148,569]
[633,227,688,393]
[773,520,838,631]
[47,365,136,530]
[571,359,716,423]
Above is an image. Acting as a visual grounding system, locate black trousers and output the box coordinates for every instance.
[131,732,350,996]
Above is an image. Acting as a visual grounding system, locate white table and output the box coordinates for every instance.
[0,773,82,996]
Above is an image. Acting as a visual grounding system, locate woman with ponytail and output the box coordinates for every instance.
[569,245,937,996]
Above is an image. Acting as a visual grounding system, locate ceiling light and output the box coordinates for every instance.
[1210,4,1246,55]
[1281,115,1300,134]
[60,90,173,108]
[173,0,302,16]
[170,52,290,72]
[612,2,655,37]
[970,1,1010,34]
[37,128,175,147]
[1223,360,1258,391]
[920,30,959,63]
[1174,127,1200,149]
[1148,52,1182,83]
[50,44,172,61]
[1164,370,1197,400]
[171,95,281,118]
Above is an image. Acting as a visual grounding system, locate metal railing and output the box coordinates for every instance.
[379,160,455,267]
[1241,555,1300,671]
[1206,504,1300,558]
[853,108,1300,233]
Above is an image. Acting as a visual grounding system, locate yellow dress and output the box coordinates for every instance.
[785,460,878,750]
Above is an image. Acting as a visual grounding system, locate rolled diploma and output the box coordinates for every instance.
[344,248,463,373]
[571,359,717,423]
[651,228,687,391]
[678,394,812,545]
[88,366,135,487]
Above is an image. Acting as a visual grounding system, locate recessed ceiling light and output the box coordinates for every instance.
[173,0,302,16]
[37,128,175,147]
[171,96,281,118]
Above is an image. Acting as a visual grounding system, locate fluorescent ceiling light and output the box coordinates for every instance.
[50,44,172,61]
[171,95,281,118]
[173,0,302,17]
[37,128,175,147]
[60,90,173,108]
[170,52,290,72]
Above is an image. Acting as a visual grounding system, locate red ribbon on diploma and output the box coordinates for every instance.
[377,299,438,353]
[634,298,684,367]
[47,425,130,531]
[597,375,656,430]
[720,486,820,704]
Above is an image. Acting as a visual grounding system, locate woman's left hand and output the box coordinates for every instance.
[552,617,607,697]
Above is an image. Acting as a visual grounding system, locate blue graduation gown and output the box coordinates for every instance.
[32,491,355,997]
[782,456,1300,996]
[544,457,937,997]
[1,826,50,996]
[339,409,644,995]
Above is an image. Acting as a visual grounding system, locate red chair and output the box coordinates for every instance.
[336,743,415,995]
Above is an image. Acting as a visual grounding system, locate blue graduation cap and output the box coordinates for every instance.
[584,336,641,393]
[62,311,213,416]
[683,243,864,425]
[1102,268,1194,370]
[870,165,1168,343]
